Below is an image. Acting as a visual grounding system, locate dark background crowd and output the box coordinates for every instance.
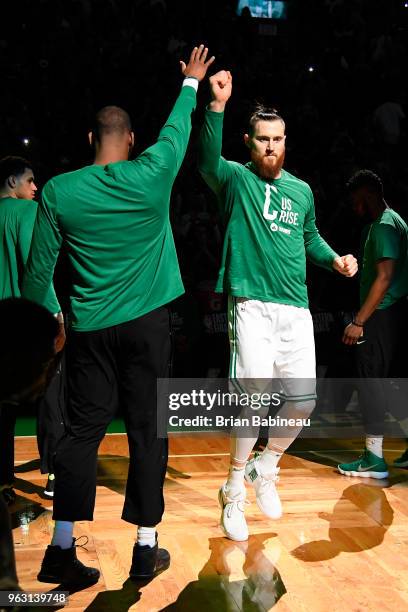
[1,0,407,376]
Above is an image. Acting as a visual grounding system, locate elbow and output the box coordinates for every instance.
[377,273,393,287]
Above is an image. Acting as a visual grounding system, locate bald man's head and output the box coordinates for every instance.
[92,106,132,143]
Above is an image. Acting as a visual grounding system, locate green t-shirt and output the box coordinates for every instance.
[360,208,408,309]
[0,197,59,313]
[23,85,197,331]
[198,110,338,308]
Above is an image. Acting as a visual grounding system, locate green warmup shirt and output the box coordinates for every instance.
[22,84,197,331]
[360,208,408,309]
[0,197,59,313]
[198,110,338,308]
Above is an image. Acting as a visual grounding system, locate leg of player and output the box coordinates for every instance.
[244,303,316,520]
[219,297,275,541]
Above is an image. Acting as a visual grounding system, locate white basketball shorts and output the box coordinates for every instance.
[228,297,316,401]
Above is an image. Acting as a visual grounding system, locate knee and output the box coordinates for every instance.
[296,399,315,416]
[286,398,315,417]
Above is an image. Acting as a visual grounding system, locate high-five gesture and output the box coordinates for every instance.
[209,70,232,113]
[180,44,215,82]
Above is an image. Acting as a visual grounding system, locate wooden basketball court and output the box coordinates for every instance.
[11,434,408,611]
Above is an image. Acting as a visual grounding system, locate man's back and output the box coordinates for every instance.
[37,157,183,331]
[0,197,36,299]
[23,83,200,331]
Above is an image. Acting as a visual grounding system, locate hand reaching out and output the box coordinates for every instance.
[180,44,215,82]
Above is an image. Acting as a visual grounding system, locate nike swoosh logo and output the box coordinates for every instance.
[356,340,366,345]
[357,463,381,471]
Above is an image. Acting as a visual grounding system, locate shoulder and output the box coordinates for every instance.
[9,199,37,227]
[229,160,246,173]
[43,166,91,199]
[11,198,37,215]
[282,169,312,192]
[371,212,401,241]
[379,209,406,230]
[48,166,92,187]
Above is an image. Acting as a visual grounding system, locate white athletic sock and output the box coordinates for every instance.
[266,400,315,460]
[137,526,156,548]
[51,521,74,549]
[225,465,246,497]
[366,436,383,458]
[232,435,258,463]
[258,446,282,473]
[225,434,256,496]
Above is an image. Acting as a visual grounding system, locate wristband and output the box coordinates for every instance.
[352,319,364,327]
[182,77,199,92]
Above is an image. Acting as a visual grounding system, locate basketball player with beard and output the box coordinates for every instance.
[198,70,358,541]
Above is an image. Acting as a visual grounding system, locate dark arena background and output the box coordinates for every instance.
[1,1,408,611]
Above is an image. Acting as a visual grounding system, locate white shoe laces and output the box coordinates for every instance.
[258,475,279,497]
[226,499,250,518]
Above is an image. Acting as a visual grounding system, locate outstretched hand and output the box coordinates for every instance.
[333,254,358,277]
[180,44,215,82]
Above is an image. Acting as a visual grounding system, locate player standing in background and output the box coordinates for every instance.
[198,70,358,541]
[339,170,408,478]
[0,156,65,504]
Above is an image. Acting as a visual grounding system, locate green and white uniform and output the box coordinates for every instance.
[23,84,197,330]
[199,109,338,398]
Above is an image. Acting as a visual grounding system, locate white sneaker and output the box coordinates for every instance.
[218,483,249,541]
[244,453,282,519]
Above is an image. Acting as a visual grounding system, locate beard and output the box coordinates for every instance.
[252,151,285,180]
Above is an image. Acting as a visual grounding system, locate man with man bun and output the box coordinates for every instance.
[198,69,358,541]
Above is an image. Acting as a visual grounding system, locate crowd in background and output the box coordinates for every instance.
[1,0,407,376]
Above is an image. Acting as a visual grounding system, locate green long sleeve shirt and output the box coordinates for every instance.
[22,84,197,331]
[198,109,338,308]
[0,197,59,313]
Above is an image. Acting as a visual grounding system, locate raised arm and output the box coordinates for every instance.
[135,45,215,181]
[198,70,236,194]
